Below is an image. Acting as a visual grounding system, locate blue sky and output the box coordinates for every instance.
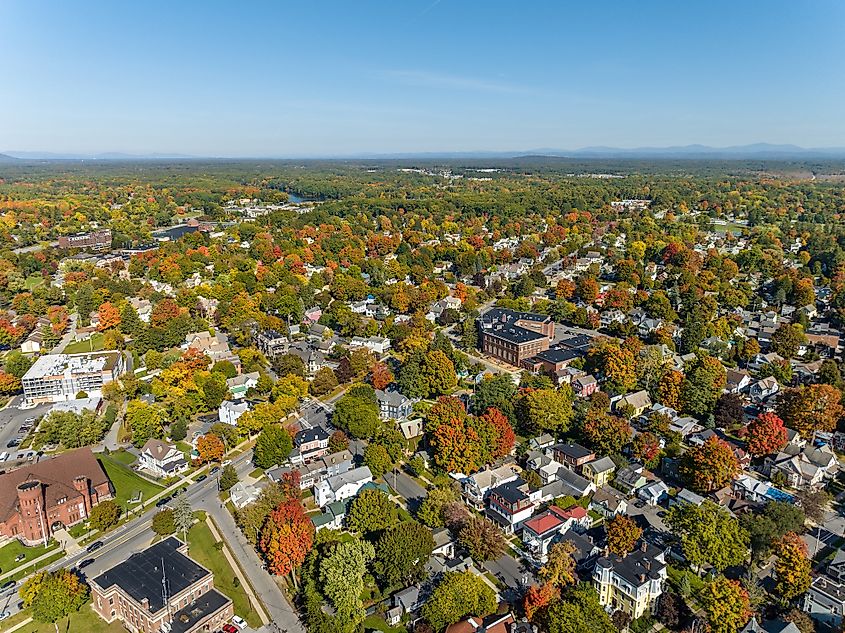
[1,0,844,156]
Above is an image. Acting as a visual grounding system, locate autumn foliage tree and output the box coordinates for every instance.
[606,514,643,556]
[151,297,182,328]
[480,407,515,459]
[195,433,225,464]
[632,431,661,467]
[777,383,844,438]
[581,410,632,455]
[746,412,788,457]
[680,436,739,493]
[538,540,578,588]
[96,301,121,331]
[524,583,559,622]
[370,361,395,391]
[700,577,751,633]
[658,370,683,410]
[774,532,812,601]
[259,498,314,588]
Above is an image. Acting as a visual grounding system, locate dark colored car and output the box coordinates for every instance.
[86,540,103,552]
[79,558,95,569]
[155,496,171,507]
[1,580,15,591]
[210,466,220,475]
[196,474,207,482]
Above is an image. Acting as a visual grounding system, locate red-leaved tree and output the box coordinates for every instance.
[746,412,788,457]
[259,498,314,588]
[481,407,515,459]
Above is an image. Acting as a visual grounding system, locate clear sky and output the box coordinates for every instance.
[2,0,844,156]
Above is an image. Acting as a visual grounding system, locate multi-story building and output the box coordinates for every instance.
[58,229,112,252]
[0,448,113,545]
[477,308,554,366]
[552,442,596,473]
[22,351,124,404]
[486,478,535,533]
[91,537,233,633]
[593,542,667,620]
[376,389,413,420]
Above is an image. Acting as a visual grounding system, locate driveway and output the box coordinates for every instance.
[483,553,535,602]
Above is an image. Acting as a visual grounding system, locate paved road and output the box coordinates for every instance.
[388,469,428,505]
[483,553,535,602]
[50,312,78,354]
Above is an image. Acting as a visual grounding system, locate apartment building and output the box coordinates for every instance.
[22,351,124,404]
[477,308,554,366]
[593,542,667,620]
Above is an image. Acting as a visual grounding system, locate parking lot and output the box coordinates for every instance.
[0,397,53,469]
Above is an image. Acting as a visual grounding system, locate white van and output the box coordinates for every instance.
[0,452,8,463]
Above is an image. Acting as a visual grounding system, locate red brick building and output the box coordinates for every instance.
[0,448,113,546]
[92,537,233,633]
[477,308,554,366]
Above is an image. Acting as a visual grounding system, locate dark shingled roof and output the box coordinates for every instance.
[92,537,211,614]
[0,448,111,524]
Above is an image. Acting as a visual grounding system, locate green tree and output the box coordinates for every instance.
[126,399,165,448]
[332,394,381,439]
[320,540,374,626]
[346,488,395,534]
[375,521,435,587]
[23,569,89,630]
[309,366,338,396]
[88,499,120,531]
[422,571,497,632]
[666,500,749,574]
[363,443,393,479]
[681,354,726,417]
[219,464,238,491]
[538,584,615,633]
[416,485,459,528]
[253,425,293,469]
[152,508,176,535]
[172,497,194,540]
[517,386,574,435]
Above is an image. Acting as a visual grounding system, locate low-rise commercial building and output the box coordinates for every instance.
[91,537,233,633]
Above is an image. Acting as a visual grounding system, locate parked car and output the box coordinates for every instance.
[1,580,15,591]
[86,540,103,552]
[155,496,171,507]
[6,439,19,448]
[14,553,25,562]
[79,558,95,569]
[196,474,207,482]
[232,616,247,629]
[210,466,220,475]
[0,611,11,621]
[222,624,238,633]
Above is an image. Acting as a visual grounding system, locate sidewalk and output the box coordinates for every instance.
[205,515,270,626]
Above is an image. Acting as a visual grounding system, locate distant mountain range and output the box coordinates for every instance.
[3,143,845,161]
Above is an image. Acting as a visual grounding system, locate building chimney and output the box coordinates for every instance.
[640,540,648,553]
[74,476,92,515]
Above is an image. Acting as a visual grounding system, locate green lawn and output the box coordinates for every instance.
[0,539,57,575]
[63,333,105,354]
[107,449,137,466]
[9,551,66,582]
[186,517,263,629]
[97,453,164,508]
[24,274,44,290]
[362,615,408,633]
[11,603,125,633]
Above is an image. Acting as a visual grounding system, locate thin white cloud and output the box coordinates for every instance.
[381,69,526,94]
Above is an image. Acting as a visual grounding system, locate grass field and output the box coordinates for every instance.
[362,615,408,633]
[106,449,136,466]
[9,551,66,582]
[10,602,125,633]
[186,516,263,629]
[24,274,44,291]
[0,539,57,575]
[97,453,164,508]
[63,333,105,354]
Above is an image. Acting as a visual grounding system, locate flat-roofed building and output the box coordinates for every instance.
[91,537,233,633]
[477,308,554,366]
[22,351,125,404]
[58,229,112,252]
